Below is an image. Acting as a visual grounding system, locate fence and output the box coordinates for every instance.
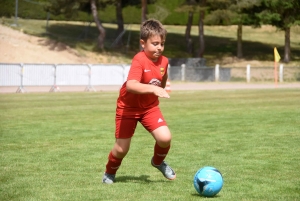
[230,65,300,82]
[0,63,299,93]
[0,63,130,92]
[170,64,231,82]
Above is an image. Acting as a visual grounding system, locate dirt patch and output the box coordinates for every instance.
[0,24,98,64]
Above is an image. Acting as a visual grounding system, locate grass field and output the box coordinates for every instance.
[0,89,299,200]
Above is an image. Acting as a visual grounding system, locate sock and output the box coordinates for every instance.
[152,142,170,166]
[105,151,123,175]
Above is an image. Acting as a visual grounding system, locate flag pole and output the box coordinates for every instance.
[274,47,281,88]
[274,60,278,88]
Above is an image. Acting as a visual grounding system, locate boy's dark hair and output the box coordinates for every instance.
[140,19,167,41]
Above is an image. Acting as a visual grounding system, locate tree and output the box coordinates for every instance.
[250,0,300,62]
[90,0,106,49]
[175,0,206,57]
[205,0,261,59]
[115,0,124,36]
[175,0,199,54]
[177,0,261,59]
[198,0,206,58]
[109,0,124,47]
[185,11,194,54]
[141,0,147,22]
[45,0,112,50]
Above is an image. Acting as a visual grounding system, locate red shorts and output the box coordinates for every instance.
[115,106,167,139]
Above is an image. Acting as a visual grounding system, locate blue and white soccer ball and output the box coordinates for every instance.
[193,166,223,197]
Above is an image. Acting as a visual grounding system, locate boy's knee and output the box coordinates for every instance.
[112,145,129,158]
[156,139,171,148]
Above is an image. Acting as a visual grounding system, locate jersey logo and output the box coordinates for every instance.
[149,78,161,86]
[158,118,164,123]
[160,67,165,75]
[144,69,151,72]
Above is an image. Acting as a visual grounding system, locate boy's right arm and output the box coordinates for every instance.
[126,80,170,98]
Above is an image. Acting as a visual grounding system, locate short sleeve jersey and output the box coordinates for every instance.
[116,51,169,112]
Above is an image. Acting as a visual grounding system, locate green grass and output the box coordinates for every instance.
[0,89,299,200]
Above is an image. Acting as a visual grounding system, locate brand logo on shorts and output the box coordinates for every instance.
[158,118,163,123]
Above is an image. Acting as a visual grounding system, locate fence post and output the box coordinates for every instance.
[181,64,186,82]
[84,64,96,92]
[16,63,26,93]
[50,64,60,92]
[246,64,251,83]
[215,64,220,82]
[279,64,284,83]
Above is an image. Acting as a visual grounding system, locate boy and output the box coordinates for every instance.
[102,19,176,184]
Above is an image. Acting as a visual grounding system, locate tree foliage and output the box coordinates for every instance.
[45,0,115,50]
[44,0,112,17]
[252,0,300,29]
[243,0,300,62]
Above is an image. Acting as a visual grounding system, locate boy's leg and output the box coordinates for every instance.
[150,126,176,180]
[106,138,132,174]
[151,126,171,165]
[103,138,131,184]
[103,111,138,184]
[141,107,176,179]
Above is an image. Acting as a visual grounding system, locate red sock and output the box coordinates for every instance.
[105,152,123,175]
[152,143,170,166]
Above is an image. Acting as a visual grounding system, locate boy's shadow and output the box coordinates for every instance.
[116,175,162,183]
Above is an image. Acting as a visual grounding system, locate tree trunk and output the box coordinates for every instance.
[90,0,105,50]
[115,0,124,46]
[116,0,124,35]
[185,11,193,41]
[141,0,147,23]
[185,11,194,54]
[237,23,243,58]
[284,27,290,63]
[198,9,205,58]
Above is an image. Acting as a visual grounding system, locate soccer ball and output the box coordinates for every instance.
[193,166,223,197]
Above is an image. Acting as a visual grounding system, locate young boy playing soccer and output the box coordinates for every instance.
[102,19,176,184]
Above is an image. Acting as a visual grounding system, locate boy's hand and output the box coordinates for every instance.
[153,87,170,98]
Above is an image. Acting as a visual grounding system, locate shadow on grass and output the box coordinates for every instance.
[42,23,139,60]
[190,192,222,199]
[115,174,159,183]
[39,23,300,63]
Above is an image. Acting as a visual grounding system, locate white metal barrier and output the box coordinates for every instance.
[1,63,298,93]
[0,63,131,92]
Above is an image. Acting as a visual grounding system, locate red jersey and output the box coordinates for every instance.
[117,51,169,112]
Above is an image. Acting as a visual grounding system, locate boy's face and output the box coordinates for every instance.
[140,35,165,62]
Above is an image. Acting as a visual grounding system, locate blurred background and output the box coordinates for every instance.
[0,0,300,83]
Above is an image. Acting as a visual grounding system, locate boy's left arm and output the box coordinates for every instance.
[161,73,168,89]
[161,65,168,88]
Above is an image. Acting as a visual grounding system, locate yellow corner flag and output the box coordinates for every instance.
[274,47,281,62]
